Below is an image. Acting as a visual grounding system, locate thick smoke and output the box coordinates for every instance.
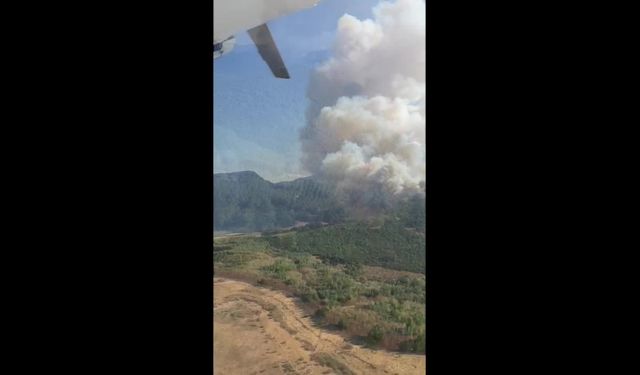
[301,0,426,207]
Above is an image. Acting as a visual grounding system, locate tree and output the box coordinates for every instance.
[366,325,384,347]
[344,262,362,278]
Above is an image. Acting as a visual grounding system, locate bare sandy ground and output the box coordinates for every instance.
[214,278,425,375]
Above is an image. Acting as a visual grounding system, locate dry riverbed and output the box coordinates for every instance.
[214,278,425,375]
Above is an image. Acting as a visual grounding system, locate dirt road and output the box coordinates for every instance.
[214,278,425,375]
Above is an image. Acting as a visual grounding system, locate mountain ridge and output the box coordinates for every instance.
[214,170,344,232]
[214,170,425,233]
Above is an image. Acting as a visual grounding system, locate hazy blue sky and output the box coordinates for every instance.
[213,0,380,182]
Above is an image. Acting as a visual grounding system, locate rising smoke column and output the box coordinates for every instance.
[300,0,426,205]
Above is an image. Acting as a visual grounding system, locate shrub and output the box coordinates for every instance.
[315,307,327,318]
[366,325,384,347]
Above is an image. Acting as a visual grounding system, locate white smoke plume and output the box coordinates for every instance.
[301,0,426,205]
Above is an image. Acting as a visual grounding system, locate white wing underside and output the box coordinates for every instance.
[213,0,318,43]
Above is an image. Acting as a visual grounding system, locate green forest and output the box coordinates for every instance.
[214,171,426,234]
[214,171,344,231]
[266,219,425,274]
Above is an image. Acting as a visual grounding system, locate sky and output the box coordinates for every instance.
[213,0,380,183]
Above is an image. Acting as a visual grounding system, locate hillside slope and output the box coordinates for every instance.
[214,171,344,232]
[214,171,426,234]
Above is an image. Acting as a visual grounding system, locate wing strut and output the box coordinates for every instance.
[247,23,290,79]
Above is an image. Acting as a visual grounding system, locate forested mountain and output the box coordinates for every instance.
[214,171,426,233]
[214,171,344,232]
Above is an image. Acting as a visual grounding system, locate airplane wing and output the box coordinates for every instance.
[247,24,289,79]
[213,0,319,78]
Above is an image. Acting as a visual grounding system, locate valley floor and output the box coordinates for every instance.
[214,278,425,375]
